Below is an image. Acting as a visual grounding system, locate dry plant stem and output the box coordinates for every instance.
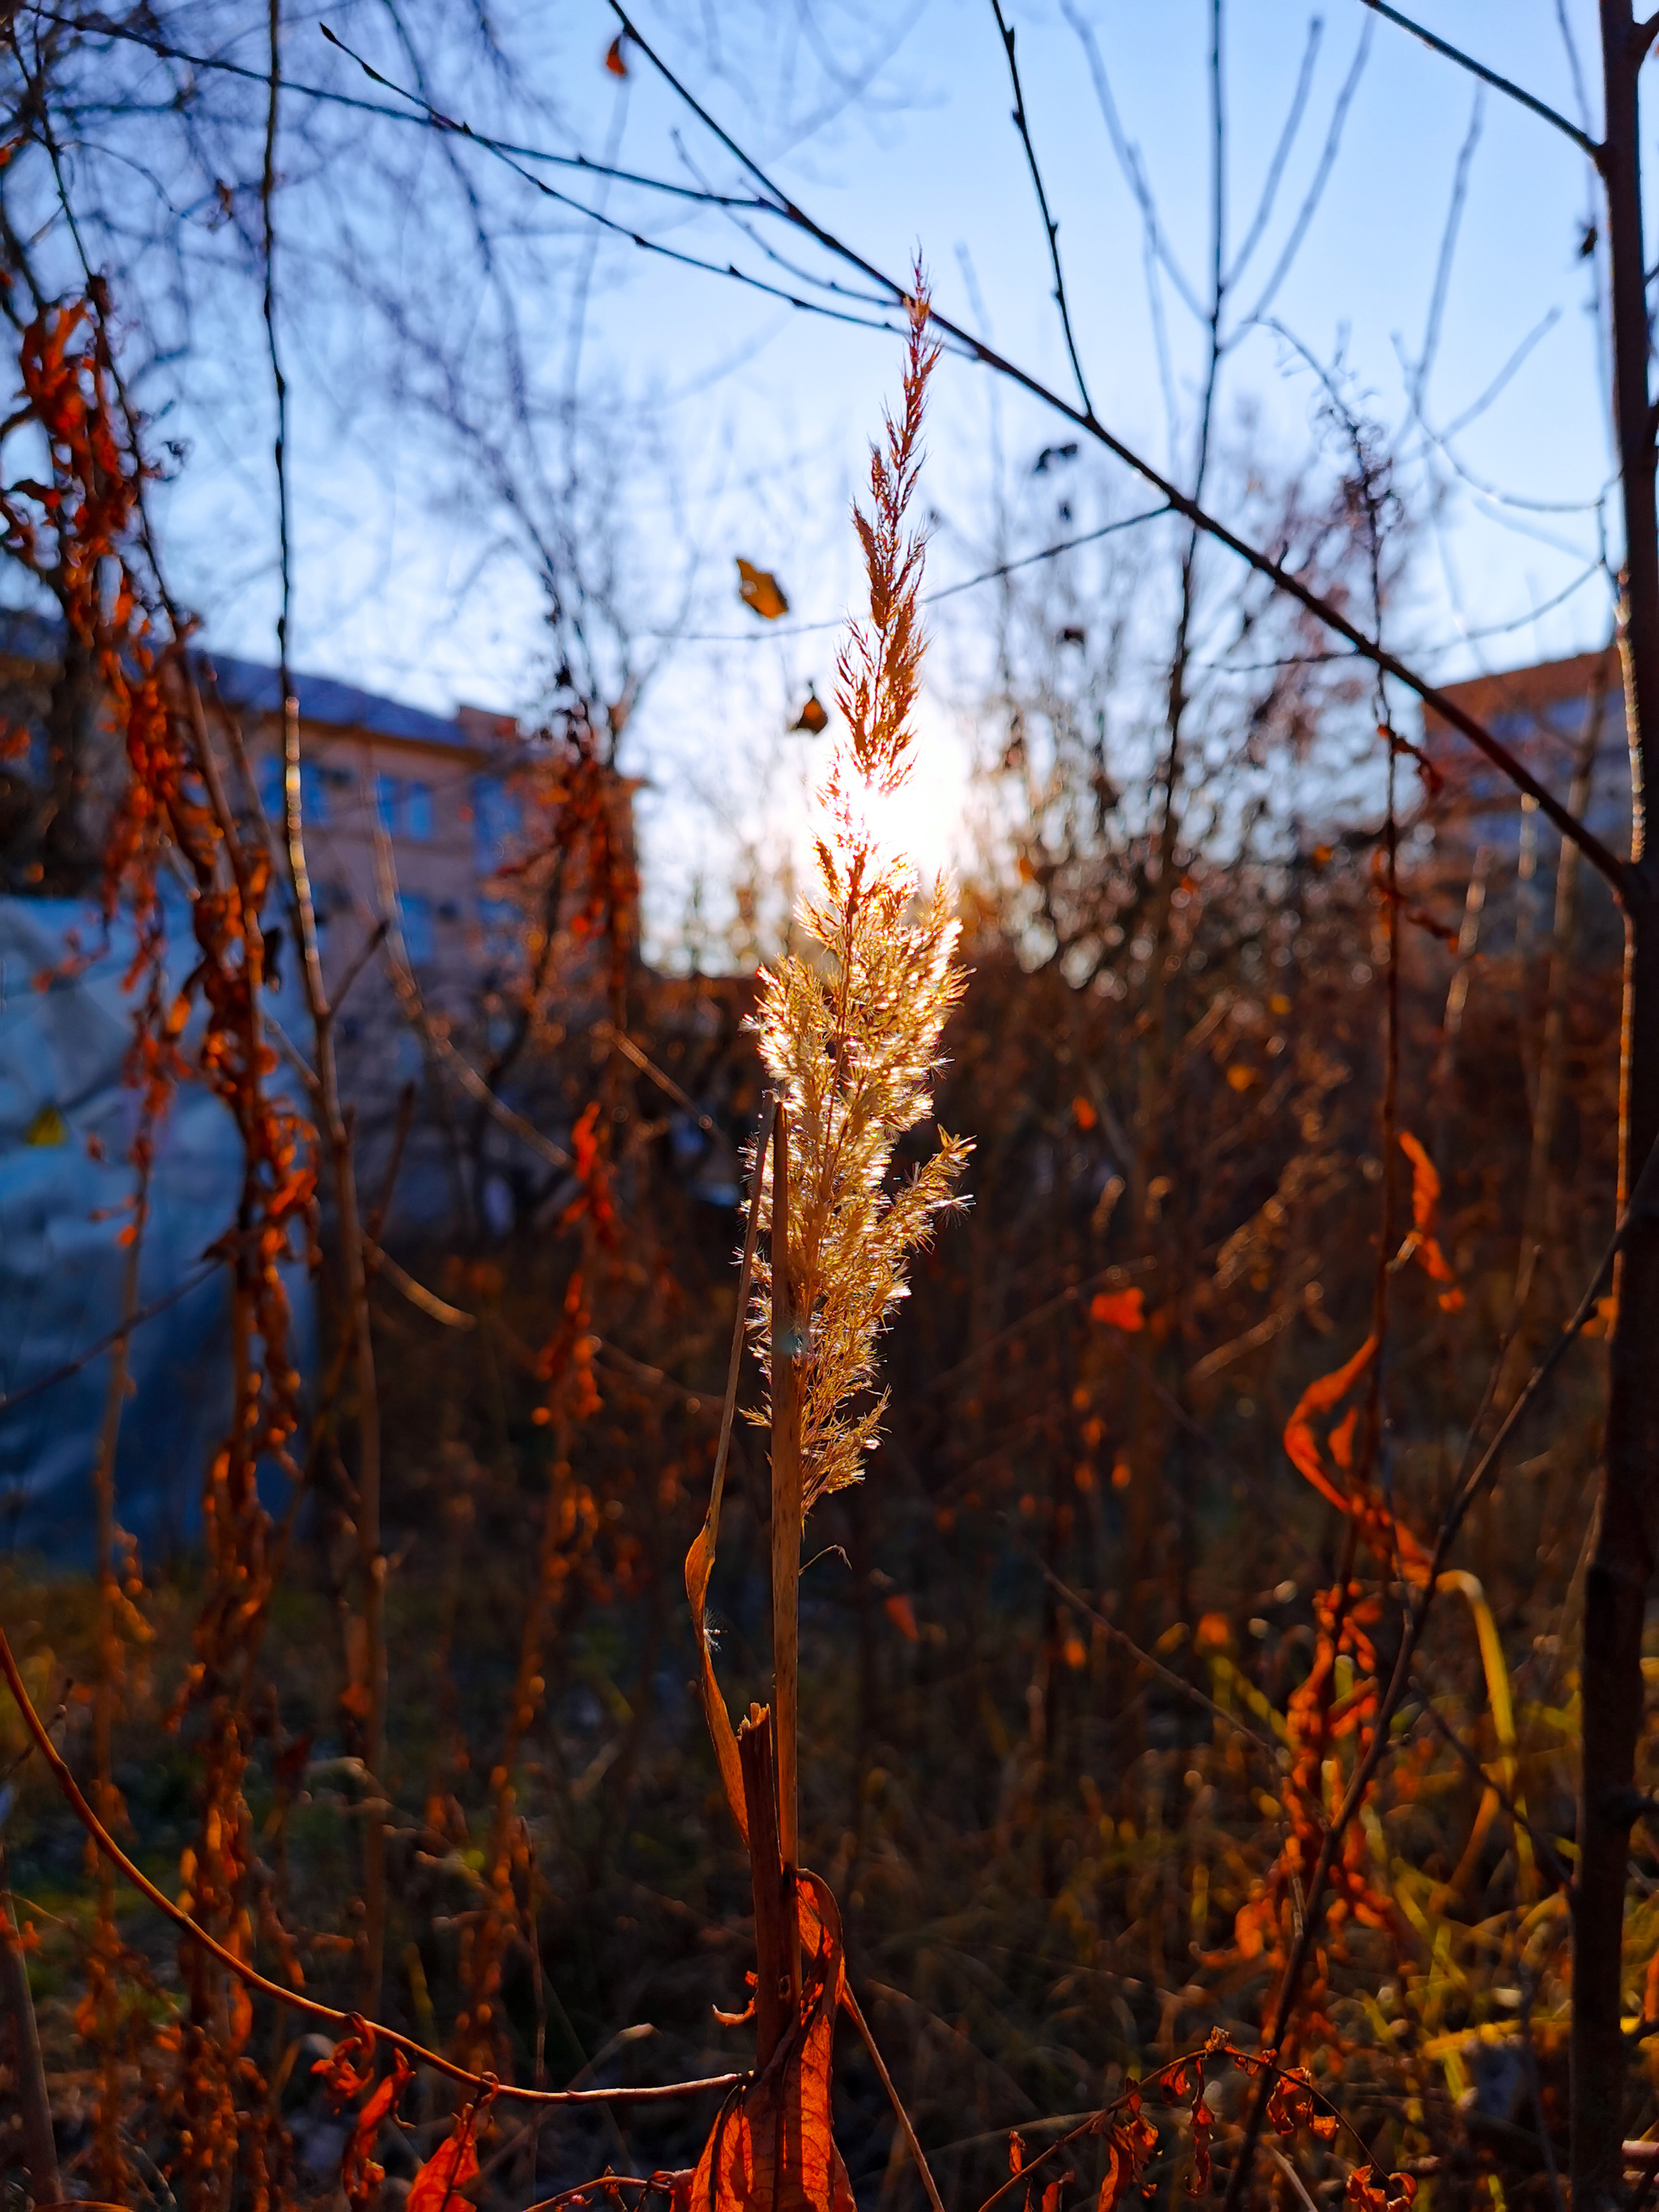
[0,1841,61,2204]
[841,1987,948,2212]
[0,1619,740,2110]
[88,1149,147,2198]
[710,1095,779,1550]
[739,1707,791,2069]
[281,694,387,2013]
[377,940,572,1171]
[770,1102,804,1973]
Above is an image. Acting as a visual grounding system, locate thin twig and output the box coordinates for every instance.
[989,0,1092,416]
[1024,1549,1289,1779]
[0,1622,742,2112]
[842,1986,948,2212]
[0,1264,219,1423]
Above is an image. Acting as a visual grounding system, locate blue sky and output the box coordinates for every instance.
[140,0,1627,924]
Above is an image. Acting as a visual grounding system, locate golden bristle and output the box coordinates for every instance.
[748,276,972,1512]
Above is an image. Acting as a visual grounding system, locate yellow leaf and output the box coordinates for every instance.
[24,1102,66,1146]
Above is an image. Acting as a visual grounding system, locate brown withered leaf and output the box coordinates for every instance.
[313,2019,377,2103]
[685,1518,750,1848]
[343,2053,415,2206]
[1095,2091,1158,2212]
[407,2096,484,2212]
[604,34,629,75]
[692,1875,853,2212]
[790,686,828,735]
[736,559,790,620]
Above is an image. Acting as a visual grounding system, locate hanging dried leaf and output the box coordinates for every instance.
[883,1592,919,1641]
[1282,1336,1431,1579]
[1396,1131,1463,1310]
[342,2053,415,2206]
[791,687,830,735]
[407,2095,485,2212]
[313,2020,377,2104]
[691,1877,854,2212]
[1094,2090,1158,2212]
[737,559,790,620]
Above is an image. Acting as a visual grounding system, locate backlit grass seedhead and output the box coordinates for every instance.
[748,277,971,1512]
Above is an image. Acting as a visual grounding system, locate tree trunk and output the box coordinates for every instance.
[1574,13,1659,2203]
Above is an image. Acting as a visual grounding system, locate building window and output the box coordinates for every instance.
[377,772,433,837]
[257,752,327,823]
[473,774,522,873]
[399,892,435,966]
[478,893,518,962]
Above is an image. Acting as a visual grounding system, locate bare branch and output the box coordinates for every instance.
[1244,15,1372,323]
[599,2,1624,887]
[0,1626,742,2107]
[1414,86,1485,414]
[1225,13,1320,288]
[1358,0,1604,163]
[988,0,1093,415]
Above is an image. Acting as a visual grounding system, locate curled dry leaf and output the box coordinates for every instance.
[407,2097,485,2212]
[1282,1336,1431,1580]
[1396,1131,1464,1311]
[690,1875,853,2212]
[1094,2089,1158,2212]
[343,2053,415,2206]
[313,2019,377,2104]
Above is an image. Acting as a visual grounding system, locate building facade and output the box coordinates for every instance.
[204,651,527,1027]
[1421,646,1630,860]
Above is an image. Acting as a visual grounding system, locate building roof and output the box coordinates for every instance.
[0,603,516,757]
[202,650,476,750]
[1421,646,1619,748]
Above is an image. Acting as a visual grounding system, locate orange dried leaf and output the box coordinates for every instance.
[1090,1288,1145,1332]
[736,558,789,621]
[1397,1130,1439,1234]
[693,1877,854,2212]
[343,2054,414,2206]
[884,1592,920,1642]
[407,2103,482,2212]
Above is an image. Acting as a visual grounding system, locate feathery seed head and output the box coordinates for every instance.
[747,275,970,1513]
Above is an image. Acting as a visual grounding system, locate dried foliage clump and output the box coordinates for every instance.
[751,287,970,1509]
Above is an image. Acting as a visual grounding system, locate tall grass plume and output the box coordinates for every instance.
[750,277,971,1511]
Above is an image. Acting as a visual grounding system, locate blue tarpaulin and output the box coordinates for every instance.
[0,894,314,1560]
